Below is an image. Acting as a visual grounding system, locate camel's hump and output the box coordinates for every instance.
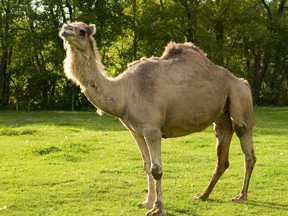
[160,42,206,60]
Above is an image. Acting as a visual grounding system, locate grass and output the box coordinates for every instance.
[0,107,287,215]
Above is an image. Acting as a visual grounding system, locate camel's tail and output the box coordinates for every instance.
[239,78,251,89]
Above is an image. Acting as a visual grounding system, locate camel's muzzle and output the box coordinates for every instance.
[60,29,76,39]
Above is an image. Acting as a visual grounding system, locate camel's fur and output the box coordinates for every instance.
[59,22,256,216]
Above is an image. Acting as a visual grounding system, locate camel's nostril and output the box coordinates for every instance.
[61,31,67,37]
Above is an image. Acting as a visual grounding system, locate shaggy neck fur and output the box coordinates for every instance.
[64,41,124,117]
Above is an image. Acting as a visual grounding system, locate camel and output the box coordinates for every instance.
[59,22,256,216]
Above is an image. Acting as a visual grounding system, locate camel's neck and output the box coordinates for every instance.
[64,47,125,117]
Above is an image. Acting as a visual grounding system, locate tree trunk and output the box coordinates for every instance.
[159,0,164,9]
[71,91,75,111]
[180,0,195,42]
[0,51,8,106]
[253,39,269,104]
[252,41,262,103]
[214,19,224,65]
[0,0,11,107]
[10,77,19,111]
[65,0,73,22]
[132,0,137,60]
[277,0,286,17]
[49,80,56,110]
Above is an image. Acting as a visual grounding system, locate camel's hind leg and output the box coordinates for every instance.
[228,79,256,202]
[232,124,256,202]
[194,112,234,201]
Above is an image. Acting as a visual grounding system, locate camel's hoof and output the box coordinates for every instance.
[138,201,153,209]
[193,194,208,201]
[231,194,247,202]
[146,208,166,216]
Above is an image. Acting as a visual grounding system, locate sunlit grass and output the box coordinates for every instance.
[0,108,287,215]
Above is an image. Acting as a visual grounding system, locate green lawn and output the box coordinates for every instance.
[0,107,287,215]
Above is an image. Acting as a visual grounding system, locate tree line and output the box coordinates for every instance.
[0,0,287,111]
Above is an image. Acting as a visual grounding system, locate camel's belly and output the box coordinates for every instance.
[161,121,212,138]
[160,105,225,138]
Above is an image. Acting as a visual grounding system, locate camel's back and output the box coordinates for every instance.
[124,42,236,97]
[125,41,234,83]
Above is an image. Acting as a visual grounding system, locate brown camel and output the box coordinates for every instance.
[59,22,256,216]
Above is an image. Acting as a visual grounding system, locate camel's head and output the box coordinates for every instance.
[59,22,96,51]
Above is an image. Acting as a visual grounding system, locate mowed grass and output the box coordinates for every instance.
[0,107,287,216]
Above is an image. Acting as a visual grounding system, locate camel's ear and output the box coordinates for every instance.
[87,24,96,36]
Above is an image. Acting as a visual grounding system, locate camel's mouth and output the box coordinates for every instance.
[60,29,76,41]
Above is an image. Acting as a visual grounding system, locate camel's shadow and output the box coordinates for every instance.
[210,199,288,211]
[245,200,288,211]
[167,199,288,216]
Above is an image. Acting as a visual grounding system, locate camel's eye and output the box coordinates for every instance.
[79,29,86,36]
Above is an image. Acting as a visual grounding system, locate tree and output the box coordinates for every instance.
[0,0,12,107]
[1,0,287,109]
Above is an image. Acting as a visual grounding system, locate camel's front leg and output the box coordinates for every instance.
[131,133,155,209]
[144,127,166,216]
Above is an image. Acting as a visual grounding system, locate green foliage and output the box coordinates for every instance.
[0,0,287,109]
[0,109,287,215]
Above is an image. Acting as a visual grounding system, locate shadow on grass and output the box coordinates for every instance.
[168,198,288,215]
[165,211,191,216]
[246,200,288,211]
[208,198,288,211]
[0,111,126,131]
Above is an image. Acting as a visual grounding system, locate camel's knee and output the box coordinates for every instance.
[151,165,163,181]
[246,152,257,168]
[234,124,246,138]
[232,116,254,139]
[216,161,230,174]
[221,161,230,170]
